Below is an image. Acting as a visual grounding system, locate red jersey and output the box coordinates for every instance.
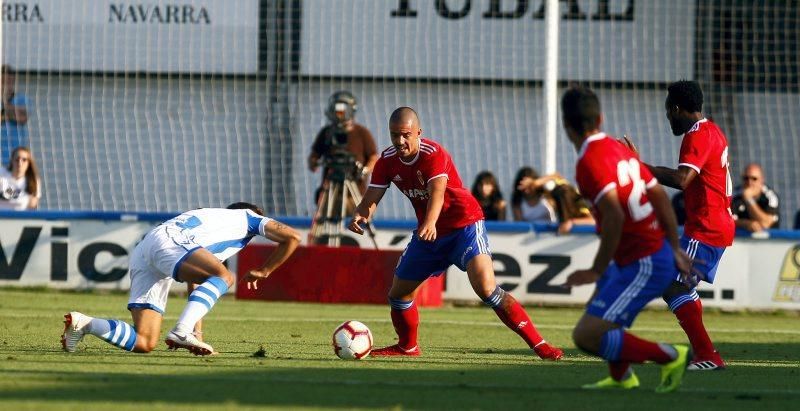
[677,119,735,247]
[369,138,483,235]
[576,133,664,266]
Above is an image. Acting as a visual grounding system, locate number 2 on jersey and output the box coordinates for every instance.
[616,158,653,222]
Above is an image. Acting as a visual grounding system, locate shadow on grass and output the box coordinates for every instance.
[1,343,799,409]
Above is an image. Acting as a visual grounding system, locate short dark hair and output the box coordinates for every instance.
[666,80,703,113]
[561,85,601,136]
[226,202,264,216]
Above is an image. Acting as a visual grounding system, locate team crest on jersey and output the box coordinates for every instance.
[773,245,800,302]
[416,170,425,186]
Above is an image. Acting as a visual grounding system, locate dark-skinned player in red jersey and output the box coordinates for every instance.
[348,107,562,360]
[622,80,734,371]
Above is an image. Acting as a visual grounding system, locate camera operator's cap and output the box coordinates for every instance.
[325,90,357,124]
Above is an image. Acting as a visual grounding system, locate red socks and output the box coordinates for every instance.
[609,361,631,381]
[619,332,673,364]
[391,304,419,349]
[492,293,544,348]
[674,299,714,357]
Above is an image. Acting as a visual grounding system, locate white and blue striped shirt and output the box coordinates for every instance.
[162,208,272,262]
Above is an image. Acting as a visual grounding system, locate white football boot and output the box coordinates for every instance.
[61,311,92,352]
[165,329,216,356]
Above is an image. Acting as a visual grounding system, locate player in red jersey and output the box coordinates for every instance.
[562,85,693,392]
[348,107,562,360]
[622,80,734,370]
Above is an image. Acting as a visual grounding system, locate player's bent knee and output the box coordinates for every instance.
[571,326,600,354]
[661,280,689,302]
[217,271,235,287]
[133,336,158,353]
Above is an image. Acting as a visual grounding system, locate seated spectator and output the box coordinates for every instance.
[0,146,41,210]
[549,181,595,234]
[730,163,779,232]
[512,167,594,233]
[471,170,506,221]
[511,167,557,224]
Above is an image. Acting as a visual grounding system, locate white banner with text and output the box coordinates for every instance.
[1,217,798,310]
[2,0,259,73]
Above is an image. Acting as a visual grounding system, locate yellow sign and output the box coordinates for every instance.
[773,245,800,302]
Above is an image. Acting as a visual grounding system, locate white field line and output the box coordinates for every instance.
[2,312,800,335]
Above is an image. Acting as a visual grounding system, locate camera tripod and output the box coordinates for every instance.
[308,173,378,248]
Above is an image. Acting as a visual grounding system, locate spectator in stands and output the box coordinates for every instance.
[0,146,41,210]
[511,167,557,224]
[731,163,779,232]
[1,65,30,164]
[471,170,506,221]
[512,166,594,233]
[548,180,595,234]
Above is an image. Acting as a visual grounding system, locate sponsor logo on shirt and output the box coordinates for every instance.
[401,188,429,200]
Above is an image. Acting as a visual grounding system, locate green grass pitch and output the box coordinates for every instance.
[1,288,798,410]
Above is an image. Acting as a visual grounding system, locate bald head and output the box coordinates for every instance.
[389,107,419,128]
[742,163,765,188]
[744,163,763,175]
[388,107,422,160]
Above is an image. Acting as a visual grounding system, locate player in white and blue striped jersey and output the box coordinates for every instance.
[61,202,301,356]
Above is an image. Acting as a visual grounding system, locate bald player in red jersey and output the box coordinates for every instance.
[622,80,734,371]
[348,107,562,360]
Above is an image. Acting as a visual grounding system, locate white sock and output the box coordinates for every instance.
[175,277,228,333]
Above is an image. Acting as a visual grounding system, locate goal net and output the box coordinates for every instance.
[2,0,798,226]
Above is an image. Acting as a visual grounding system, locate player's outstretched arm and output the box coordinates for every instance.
[418,177,447,241]
[649,165,697,191]
[243,220,302,289]
[619,136,698,190]
[349,187,386,235]
[564,190,623,287]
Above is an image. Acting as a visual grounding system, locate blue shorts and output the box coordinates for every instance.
[395,221,491,282]
[587,241,676,328]
[676,235,726,284]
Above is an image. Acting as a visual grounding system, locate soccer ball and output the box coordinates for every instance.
[332,320,373,360]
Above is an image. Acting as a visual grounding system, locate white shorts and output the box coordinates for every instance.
[127,226,201,314]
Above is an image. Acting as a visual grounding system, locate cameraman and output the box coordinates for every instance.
[307,91,378,201]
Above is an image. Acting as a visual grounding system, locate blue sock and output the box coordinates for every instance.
[389,297,413,311]
[99,320,137,352]
[665,288,699,312]
[481,286,505,308]
[600,328,624,361]
[176,277,229,332]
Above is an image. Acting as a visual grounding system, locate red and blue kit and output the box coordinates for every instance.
[678,118,735,248]
[369,138,487,281]
[369,138,483,236]
[675,119,733,285]
[575,133,676,327]
[575,133,664,266]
